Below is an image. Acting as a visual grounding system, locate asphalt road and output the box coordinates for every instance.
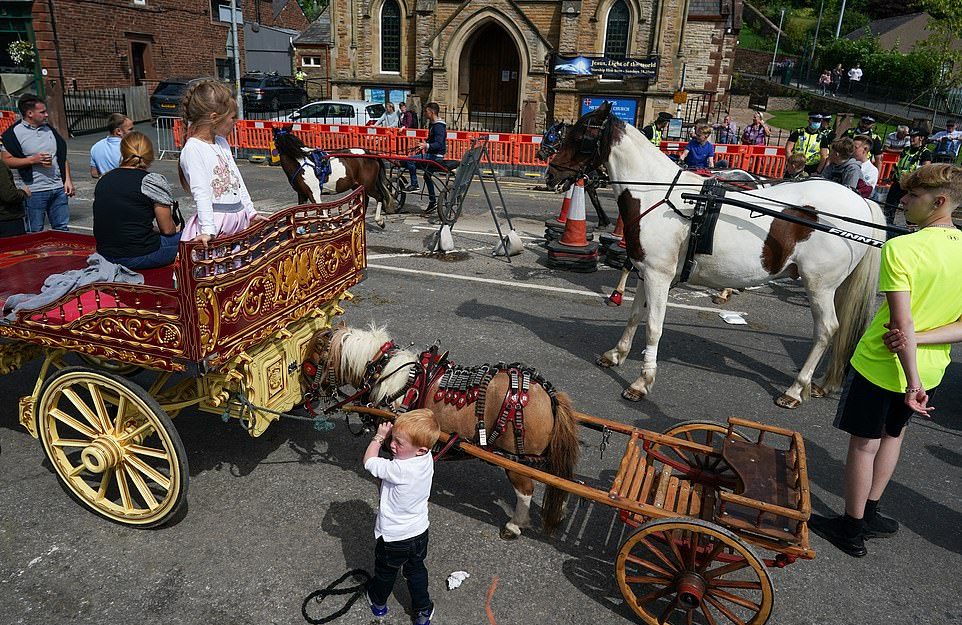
[1,128,960,625]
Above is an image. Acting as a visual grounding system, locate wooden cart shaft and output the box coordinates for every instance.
[345,405,815,560]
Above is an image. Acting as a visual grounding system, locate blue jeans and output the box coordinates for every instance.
[405,154,443,202]
[104,232,182,270]
[367,530,432,614]
[24,187,70,232]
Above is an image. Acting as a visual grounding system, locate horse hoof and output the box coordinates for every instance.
[810,383,827,398]
[622,388,646,402]
[711,295,730,305]
[775,394,801,409]
[500,527,520,541]
[597,355,617,368]
[375,219,385,230]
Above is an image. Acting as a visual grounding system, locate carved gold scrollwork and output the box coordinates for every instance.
[0,342,43,375]
[217,242,354,324]
[73,315,182,348]
[197,288,220,353]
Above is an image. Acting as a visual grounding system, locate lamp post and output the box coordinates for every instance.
[230,0,244,119]
[770,8,786,79]
[809,0,824,77]
[834,0,847,39]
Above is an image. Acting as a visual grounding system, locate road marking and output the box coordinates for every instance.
[409,225,543,240]
[368,246,487,260]
[367,263,746,314]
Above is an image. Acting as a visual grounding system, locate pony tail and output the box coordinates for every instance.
[822,201,885,391]
[541,391,580,536]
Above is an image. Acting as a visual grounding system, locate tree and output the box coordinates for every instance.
[915,0,962,88]
[298,0,328,22]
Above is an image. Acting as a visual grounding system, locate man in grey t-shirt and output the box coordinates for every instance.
[0,94,74,232]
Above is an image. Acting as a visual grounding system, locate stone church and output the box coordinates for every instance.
[325,0,742,132]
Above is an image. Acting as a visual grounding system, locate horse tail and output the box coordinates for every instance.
[542,391,580,535]
[823,199,884,391]
[376,158,397,213]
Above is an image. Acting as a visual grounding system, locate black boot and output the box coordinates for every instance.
[810,513,867,557]
[863,499,899,538]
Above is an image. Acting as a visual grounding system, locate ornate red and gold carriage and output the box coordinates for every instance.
[0,189,367,527]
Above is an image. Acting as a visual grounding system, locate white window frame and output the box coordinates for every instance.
[379,0,402,75]
[301,56,323,67]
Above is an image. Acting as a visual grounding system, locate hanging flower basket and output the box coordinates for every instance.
[8,40,35,66]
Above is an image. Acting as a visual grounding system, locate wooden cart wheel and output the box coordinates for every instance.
[616,518,775,625]
[650,421,748,482]
[77,353,143,377]
[36,367,188,527]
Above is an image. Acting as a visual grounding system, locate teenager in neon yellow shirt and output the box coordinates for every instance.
[812,164,962,557]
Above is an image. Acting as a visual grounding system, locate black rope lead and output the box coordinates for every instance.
[302,569,372,624]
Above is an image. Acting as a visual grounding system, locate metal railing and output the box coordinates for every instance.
[64,88,128,135]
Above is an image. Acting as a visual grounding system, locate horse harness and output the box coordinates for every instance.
[292,149,333,187]
[303,341,556,466]
[679,177,728,283]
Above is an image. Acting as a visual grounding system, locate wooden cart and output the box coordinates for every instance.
[348,406,814,625]
[0,189,367,527]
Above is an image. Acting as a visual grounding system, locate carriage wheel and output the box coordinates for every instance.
[390,167,407,212]
[616,518,774,625]
[435,189,460,225]
[36,367,188,527]
[649,421,748,483]
[77,353,143,377]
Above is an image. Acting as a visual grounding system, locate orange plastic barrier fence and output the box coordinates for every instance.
[0,110,15,134]
[877,151,898,189]
[211,121,903,188]
[514,134,544,167]
[746,145,786,178]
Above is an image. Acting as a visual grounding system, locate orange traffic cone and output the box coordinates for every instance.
[544,185,572,240]
[599,213,624,251]
[546,179,598,272]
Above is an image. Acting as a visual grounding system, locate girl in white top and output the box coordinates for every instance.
[178,80,262,246]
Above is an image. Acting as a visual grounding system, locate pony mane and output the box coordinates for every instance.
[332,323,418,404]
[272,127,309,161]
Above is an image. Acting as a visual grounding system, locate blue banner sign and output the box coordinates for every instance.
[553,55,658,79]
[580,97,638,126]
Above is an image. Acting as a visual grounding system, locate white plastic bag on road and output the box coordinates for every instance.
[446,570,470,590]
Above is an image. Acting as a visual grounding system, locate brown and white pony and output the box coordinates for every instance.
[545,102,884,408]
[308,324,580,539]
[272,127,396,227]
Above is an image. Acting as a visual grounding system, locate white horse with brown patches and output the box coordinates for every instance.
[545,102,885,408]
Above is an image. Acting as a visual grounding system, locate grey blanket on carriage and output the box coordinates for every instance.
[3,254,143,320]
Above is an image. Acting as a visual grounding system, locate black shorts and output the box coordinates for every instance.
[833,369,936,439]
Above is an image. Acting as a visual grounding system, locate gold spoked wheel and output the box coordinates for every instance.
[36,367,188,527]
[650,421,749,483]
[76,353,144,377]
[616,518,775,625]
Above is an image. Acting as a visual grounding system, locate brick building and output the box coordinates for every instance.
[0,1,308,131]
[324,0,742,132]
[29,0,308,92]
[292,4,332,99]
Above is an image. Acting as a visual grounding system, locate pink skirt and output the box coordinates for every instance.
[181,211,251,241]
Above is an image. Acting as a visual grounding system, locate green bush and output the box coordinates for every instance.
[816,36,941,97]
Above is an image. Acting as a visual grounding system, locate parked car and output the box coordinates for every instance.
[271,100,386,126]
[241,72,308,112]
[150,76,209,120]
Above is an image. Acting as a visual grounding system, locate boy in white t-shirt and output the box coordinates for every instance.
[363,409,441,624]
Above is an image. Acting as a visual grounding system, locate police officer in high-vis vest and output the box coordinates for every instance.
[843,114,883,168]
[642,112,673,146]
[786,112,829,174]
[884,129,933,229]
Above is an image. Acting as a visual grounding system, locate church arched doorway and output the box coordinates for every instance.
[460,22,520,132]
